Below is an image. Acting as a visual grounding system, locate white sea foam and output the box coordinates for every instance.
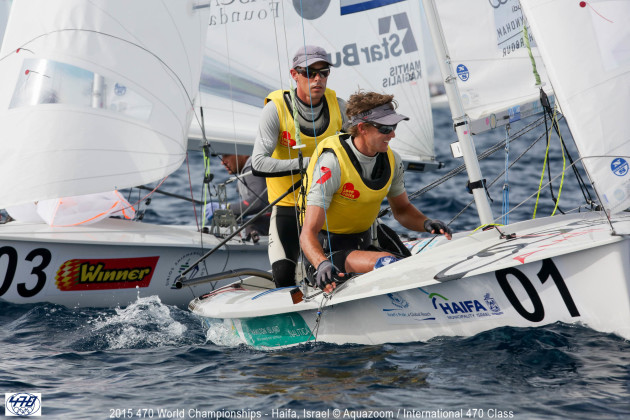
[91,295,187,349]
[203,318,244,347]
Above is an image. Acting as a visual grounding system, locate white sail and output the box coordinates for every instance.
[0,0,10,45]
[191,0,436,166]
[520,0,630,216]
[0,0,210,208]
[433,0,552,132]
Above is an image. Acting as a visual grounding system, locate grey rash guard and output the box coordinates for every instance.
[252,94,347,176]
[306,137,406,209]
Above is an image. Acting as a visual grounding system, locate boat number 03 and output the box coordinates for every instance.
[495,258,580,322]
[0,246,52,298]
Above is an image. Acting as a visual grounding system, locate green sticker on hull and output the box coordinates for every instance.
[240,313,312,347]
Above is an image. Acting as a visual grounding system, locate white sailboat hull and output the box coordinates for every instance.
[190,212,630,347]
[0,218,269,309]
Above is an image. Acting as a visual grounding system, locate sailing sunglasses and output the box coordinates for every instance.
[367,121,397,134]
[295,66,331,79]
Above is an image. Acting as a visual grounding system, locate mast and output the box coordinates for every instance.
[421,0,494,225]
[92,74,105,108]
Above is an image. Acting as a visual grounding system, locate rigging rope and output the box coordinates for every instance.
[540,89,595,207]
[403,115,548,205]
[533,98,570,218]
[292,0,338,289]
[289,85,303,148]
[201,144,213,229]
[549,107,567,217]
[522,24,542,87]
[399,110,591,232]
[502,124,511,225]
[533,120,553,219]
[453,126,548,227]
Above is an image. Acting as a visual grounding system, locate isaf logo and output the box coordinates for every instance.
[5,393,41,417]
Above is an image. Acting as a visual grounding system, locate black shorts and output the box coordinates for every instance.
[306,223,411,276]
[318,229,371,269]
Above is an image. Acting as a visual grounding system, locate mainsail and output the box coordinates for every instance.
[0,0,210,208]
[433,0,552,133]
[0,0,9,42]
[191,0,436,167]
[520,0,630,217]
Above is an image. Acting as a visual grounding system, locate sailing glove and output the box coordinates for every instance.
[315,259,335,289]
[424,219,452,236]
[204,202,225,221]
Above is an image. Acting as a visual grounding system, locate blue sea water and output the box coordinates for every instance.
[1,107,629,419]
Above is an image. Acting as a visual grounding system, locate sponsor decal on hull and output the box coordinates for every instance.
[165,252,208,289]
[381,292,436,324]
[238,313,312,347]
[382,257,582,327]
[426,289,504,321]
[55,256,159,291]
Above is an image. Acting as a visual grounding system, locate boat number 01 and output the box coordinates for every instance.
[495,258,580,322]
[0,246,52,298]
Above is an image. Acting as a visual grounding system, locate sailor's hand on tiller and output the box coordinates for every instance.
[424,218,453,240]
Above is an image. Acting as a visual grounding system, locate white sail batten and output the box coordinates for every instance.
[520,0,630,217]
[433,0,552,132]
[0,0,210,208]
[192,0,435,166]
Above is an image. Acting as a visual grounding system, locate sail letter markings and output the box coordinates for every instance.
[331,12,418,66]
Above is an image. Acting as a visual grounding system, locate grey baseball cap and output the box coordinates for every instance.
[349,103,410,126]
[292,45,332,69]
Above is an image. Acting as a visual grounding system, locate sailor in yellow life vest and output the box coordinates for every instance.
[300,91,452,293]
[252,45,347,288]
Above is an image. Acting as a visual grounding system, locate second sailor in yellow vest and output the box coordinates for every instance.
[300,91,453,293]
[301,133,396,234]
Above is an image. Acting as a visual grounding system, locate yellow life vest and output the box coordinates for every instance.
[303,134,395,234]
[265,88,343,207]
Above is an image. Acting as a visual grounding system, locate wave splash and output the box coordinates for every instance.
[84,295,191,350]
